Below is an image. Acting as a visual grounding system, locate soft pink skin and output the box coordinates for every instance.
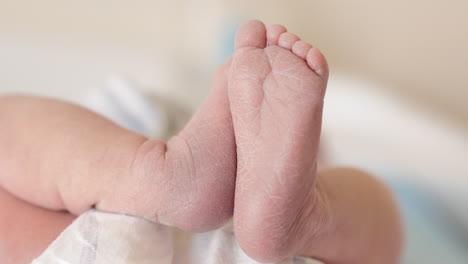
[0,186,75,263]
[229,20,328,262]
[0,62,236,263]
[229,21,402,263]
[0,91,236,233]
[0,20,403,264]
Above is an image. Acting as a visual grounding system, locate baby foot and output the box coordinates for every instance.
[228,21,329,262]
[100,59,237,233]
[159,59,237,231]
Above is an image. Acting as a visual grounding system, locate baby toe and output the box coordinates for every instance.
[234,20,267,50]
[306,48,329,78]
[267,24,287,46]
[292,41,313,60]
[278,32,300,50]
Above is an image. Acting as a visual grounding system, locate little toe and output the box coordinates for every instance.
[292,41,313,60]
[234,20,267,50]
[278,32,300,50]
[267,24,287,46]
[306,47,329,78]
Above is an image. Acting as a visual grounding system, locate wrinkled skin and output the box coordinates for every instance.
[0,20,402,264]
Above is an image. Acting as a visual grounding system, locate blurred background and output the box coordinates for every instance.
[1,0,467,263]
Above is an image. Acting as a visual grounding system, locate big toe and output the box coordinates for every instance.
[234,20,267,50]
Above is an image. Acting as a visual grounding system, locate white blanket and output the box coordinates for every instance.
[33,210,320,264]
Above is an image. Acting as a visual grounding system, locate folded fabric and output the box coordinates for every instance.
[32,210,321,264]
